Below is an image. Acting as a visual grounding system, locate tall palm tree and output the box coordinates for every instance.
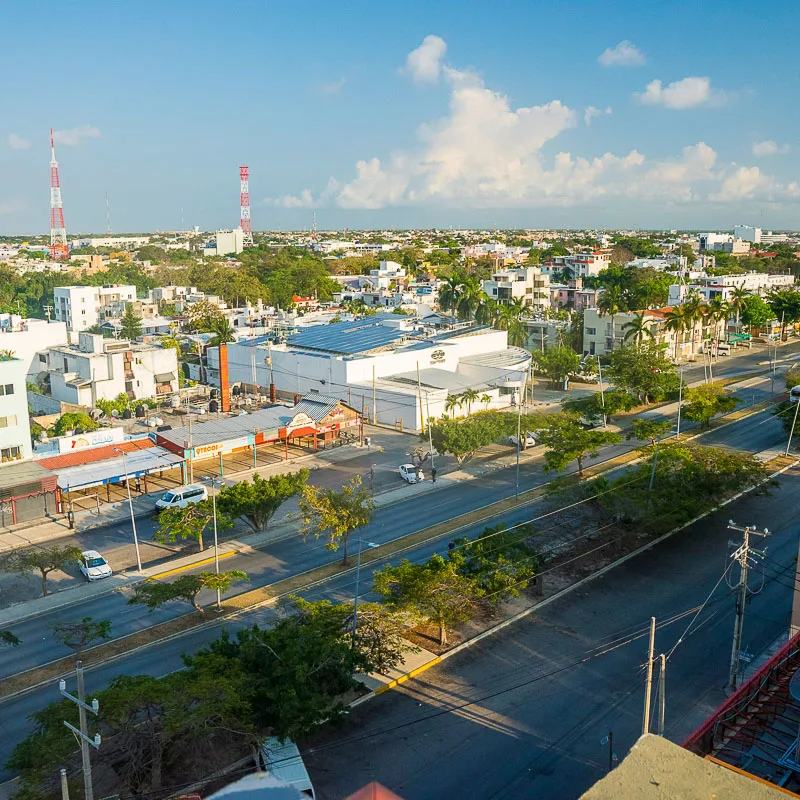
[480,393,492,410]
[438,276,463,322]
[474,294,498,326]
[729,286,750,333]
[456,277,483,320]
[683,293,706,360]
[706,297,731,351]
[208,317,236,346]
[597,286,626,352]
[444,394,462,419]
[506,315,528,348]
[663,306,689,361]
[622,312,655,346]
[460,388,480,415]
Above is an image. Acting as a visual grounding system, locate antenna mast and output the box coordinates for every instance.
[49,128,68,261]
[239,165,254,248]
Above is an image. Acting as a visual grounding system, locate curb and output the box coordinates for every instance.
[351,453,800,706]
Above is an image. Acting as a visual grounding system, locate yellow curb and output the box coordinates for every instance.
[374,656,442,694]
[150,550,238,580]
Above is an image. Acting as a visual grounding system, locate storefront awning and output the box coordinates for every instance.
[57,447,184,491]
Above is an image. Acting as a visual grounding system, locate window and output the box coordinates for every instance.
[1,446,21,459]
[0,384,14,396]
[0,415,17,428]
[39,354,46,363]
[585,327,596,335]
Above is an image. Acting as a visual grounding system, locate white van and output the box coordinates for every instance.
[155,484,208,511]
[260,738,315,799]
[716,343,731,356]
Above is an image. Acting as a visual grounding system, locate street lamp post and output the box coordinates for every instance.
[113,448,142,572]
[351,538,378,649]
[202,475,223,612]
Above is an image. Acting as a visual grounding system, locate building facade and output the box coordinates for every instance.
[540,252,611,279]
[53,284,137,332]
[0,316,69,378]
[0,358,33,461]
[481,266,550,311]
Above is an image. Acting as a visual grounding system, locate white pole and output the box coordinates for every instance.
[212,487,221,611]
[676,367,684,439]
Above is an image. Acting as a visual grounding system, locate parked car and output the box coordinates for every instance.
[791,385,800,404]
[155,484,208,511]
[716,343,731,356]
[509,433,537,449]
[79,550,112,582]
[399,464,424,484]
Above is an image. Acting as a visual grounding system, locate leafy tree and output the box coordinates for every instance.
[767,289,800,339]
[350,602,417,674]
[448,523,538,605]
[218,470,308,531]
[606,340,679,404]
[120,303,143,340]
[537,413,622,477]
[373,554,481,645]
[51,617,112,657]
[154,499,232,552]
[740,293,772,332]
[532,345,581,387]
[51,412,97,437]
[0,545,83,596]
[682,383,741,428]
[785,368,800,391]
[629,418,672,444]
[622,312,656,344]
[460,387,480,415]
[562,387,636,424]
[299,475,375,564]
[186,299,225,331]
[207,316,236,345]
[128,570,248,616]
[427,411,513,466]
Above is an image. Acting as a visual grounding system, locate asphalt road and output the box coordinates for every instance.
[301,463,800,800]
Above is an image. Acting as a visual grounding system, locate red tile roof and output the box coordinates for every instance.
[36,438,155,471]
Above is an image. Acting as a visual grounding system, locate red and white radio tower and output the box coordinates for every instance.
[239,165,254,248]
[49,128,69,261]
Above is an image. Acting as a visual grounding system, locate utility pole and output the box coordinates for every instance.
[642,616,656,735]
[597,357,606,428]
[786,396,800,456]
[60,662,100,800]
[372,365,377,425]
[676,367,684,438]
[727,521,770,692]
[657,653,666,736]
[60,768,70,800]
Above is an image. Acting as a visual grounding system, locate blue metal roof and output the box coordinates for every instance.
[287,319,421,355]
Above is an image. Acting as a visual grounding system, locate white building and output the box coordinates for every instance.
[0,316,68,378]
[627,255,687,271]
[540,252,611,279]
[734,225,762,244]
[206,316,531,431]
[204,228,244,257]
[699,233,731,251]
[481,266,550,311]
[70,236,151,249]
[0,358,33,461]
[53,285,138,332]
[369,260,407,289]
[668,273,795,306]
[582,307,688,357]
[149,286,197,305]
[42,333,179,406]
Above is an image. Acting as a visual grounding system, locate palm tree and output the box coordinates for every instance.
[506,315,528,348]
[706,297,731,351]
[664,306,689,361]
[208,318,236,346]
[683,293,706,360]
[438,276,462,321]
[456,277,483,320]
[480,393,492,410]
[474,294,498,326]
[460,388,480,415]
[622,312,655,346]
[597,286,626,352]
[729,286,750,333]
[444,394,462,419]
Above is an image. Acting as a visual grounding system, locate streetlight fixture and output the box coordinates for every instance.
[352,538,379,649]
[113,448,142,572]
[202,474,224,612]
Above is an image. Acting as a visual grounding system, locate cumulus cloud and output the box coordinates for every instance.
[53,125,102,146]
[584,106,612,125]
[598,40,645,67]
[406,35,447,83]
[752,140,790,157]
[635,77,726,109]
[7,134,30,150]
[274,38,799,212]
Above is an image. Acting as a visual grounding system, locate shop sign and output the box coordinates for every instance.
[430,349,446,364]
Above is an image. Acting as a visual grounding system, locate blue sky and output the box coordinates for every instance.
[2,0,799,234]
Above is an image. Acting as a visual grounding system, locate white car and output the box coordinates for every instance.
[155,484,208,511]
[509,433,537,449]
[79,550,112,582]
[399,464,424,484]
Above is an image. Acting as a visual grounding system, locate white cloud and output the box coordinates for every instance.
[0,201,25,215]
[584,106,612,125]
[635,77,726,109]
[406,35,447,83]
[52,125,102,146]
[598,40,645,67]
[752,140,790,157]
[276,38,800,213]
[320,77,346,96]
[7,134,30,150]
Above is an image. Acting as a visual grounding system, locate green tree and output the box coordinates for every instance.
[218,470,309,531]
[460,388,480,415]
[299,475,375,564]
[622,312,655,345]
[664,306,689,360]
[606,340,679,404]
[0,544,83,596]
[438,275,463,320]
[373,554,481,645]
[767,289,800,339]
[682,383,740,428]
[729,286,750,332]
[562,387,636,423]
[154,499,232,552]
[740,294,772,332]
[532,344,581,387]
[51,412,98,437]
[128,570,248,616]
[51,617,112,657]
[785,368,800,391]
[207,316,236,345]
[629,418,673,444]
[427,411,512,466]
[120,303,143,339]
[537,413,622,477]
[444,394,463,418]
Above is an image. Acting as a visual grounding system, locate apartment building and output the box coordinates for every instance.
[204,228,244,257]
[481,266,550,311]
[668,273,795,305]
[42,332,179,406]
[0,357,33,461]
[550,278,601,312]
[53,284,137,332]
[540,251,611,279]
[0,315,68,378]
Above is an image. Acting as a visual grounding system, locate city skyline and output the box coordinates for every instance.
[2,0,799,233]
